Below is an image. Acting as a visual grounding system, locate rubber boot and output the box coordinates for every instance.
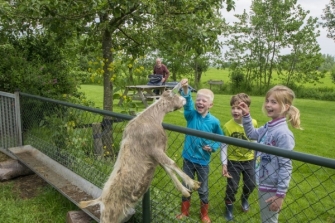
[225,202,233,221]
[176,200,191,219]
[241,195,249,212]
[200,202,211,223]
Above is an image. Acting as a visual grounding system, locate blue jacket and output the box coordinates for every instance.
[243,114,294,197]
[181,90,224,165]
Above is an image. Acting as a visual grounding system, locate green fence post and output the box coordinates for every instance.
[142,190,151,223]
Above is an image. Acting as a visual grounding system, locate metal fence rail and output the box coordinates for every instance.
[1,91,334,223]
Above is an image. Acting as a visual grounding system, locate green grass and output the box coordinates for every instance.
[78,75,335,222]
[0,182,79,222]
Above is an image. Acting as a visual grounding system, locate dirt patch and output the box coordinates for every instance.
[0,153,48,199]
[0,152,9,162]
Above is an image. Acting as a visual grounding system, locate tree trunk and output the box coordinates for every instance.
[101,16,114,157]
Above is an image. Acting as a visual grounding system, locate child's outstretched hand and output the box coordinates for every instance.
[222,164,232,178]
[180,78,189,94]
[265,195,284,212]
[238,102,250,116]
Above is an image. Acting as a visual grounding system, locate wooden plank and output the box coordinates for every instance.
[8,146,101,222]
[66,211,93,223]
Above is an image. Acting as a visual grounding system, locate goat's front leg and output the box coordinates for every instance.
[163,162,201,191]
[152,150,200,195]
[161,165,191,197]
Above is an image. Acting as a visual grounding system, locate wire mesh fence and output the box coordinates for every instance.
[1,91,334,223]
[0,92,21,150]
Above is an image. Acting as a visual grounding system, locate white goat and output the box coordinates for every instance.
[79,88,200,223]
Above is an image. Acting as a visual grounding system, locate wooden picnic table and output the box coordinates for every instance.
[118,85,167,107]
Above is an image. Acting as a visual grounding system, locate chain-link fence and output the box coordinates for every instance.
[1,91,334,223]
[0,92,21,152]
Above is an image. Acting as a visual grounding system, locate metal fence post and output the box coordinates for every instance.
[142,190,151,223]
[14,91,22,146]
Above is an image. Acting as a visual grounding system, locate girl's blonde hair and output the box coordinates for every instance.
[262,85,302,129]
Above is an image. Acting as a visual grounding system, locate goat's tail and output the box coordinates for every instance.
[79,197,102,209]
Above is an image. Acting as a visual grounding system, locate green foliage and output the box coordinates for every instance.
[230,70,246,93]
[331,65,335,83]
[223,0,324,91]
[293,86,335,101]
[113,93,139,115]
[319,54,335,72]
[39,108,96,154]
[322,0,335,41]
[0,36,79,99]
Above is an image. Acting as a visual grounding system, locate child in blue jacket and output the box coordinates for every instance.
[176,78,224,223]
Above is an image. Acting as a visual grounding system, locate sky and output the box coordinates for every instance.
[221,0,334,56]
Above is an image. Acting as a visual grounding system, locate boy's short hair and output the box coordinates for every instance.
[230,93,251,107]
[197,89,214,102]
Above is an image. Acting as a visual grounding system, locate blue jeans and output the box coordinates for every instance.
[181,159,209,204]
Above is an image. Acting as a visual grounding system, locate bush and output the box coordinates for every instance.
[295,86,335,101]
[230,71,246,93]
[0,36,79,100]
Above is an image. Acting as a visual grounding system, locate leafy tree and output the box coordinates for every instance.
[1,0,235,110]
[277,16,326,87]
[319,54,335,72]
[1,0,235,156]
[322,0,335,41]
[223,0,324,92]
[331,67,335,83]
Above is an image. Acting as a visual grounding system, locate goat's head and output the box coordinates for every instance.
[158,90,186,112]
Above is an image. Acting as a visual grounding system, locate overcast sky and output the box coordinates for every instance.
[222,0,334,56]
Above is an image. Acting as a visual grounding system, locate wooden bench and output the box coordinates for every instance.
[208,79,224,90]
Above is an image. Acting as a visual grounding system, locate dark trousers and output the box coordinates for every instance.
[182,159,210,204]
[153,82,164,95]
[225,160,255,203]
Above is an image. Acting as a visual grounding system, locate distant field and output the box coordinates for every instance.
[202,67,334,88]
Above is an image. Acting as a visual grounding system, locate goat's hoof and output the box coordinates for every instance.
[182,191,191,197]
[193,180,201,190]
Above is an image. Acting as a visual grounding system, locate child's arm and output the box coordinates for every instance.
[242,114,264,141]
[181,78,188,95]
[220,144,232,178]
[220,143,228,165]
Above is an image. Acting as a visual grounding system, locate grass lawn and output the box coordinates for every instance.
[79,81,334,158]
[78,74,335,222]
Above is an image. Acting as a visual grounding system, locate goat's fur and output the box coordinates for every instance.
[79,90,201,223]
